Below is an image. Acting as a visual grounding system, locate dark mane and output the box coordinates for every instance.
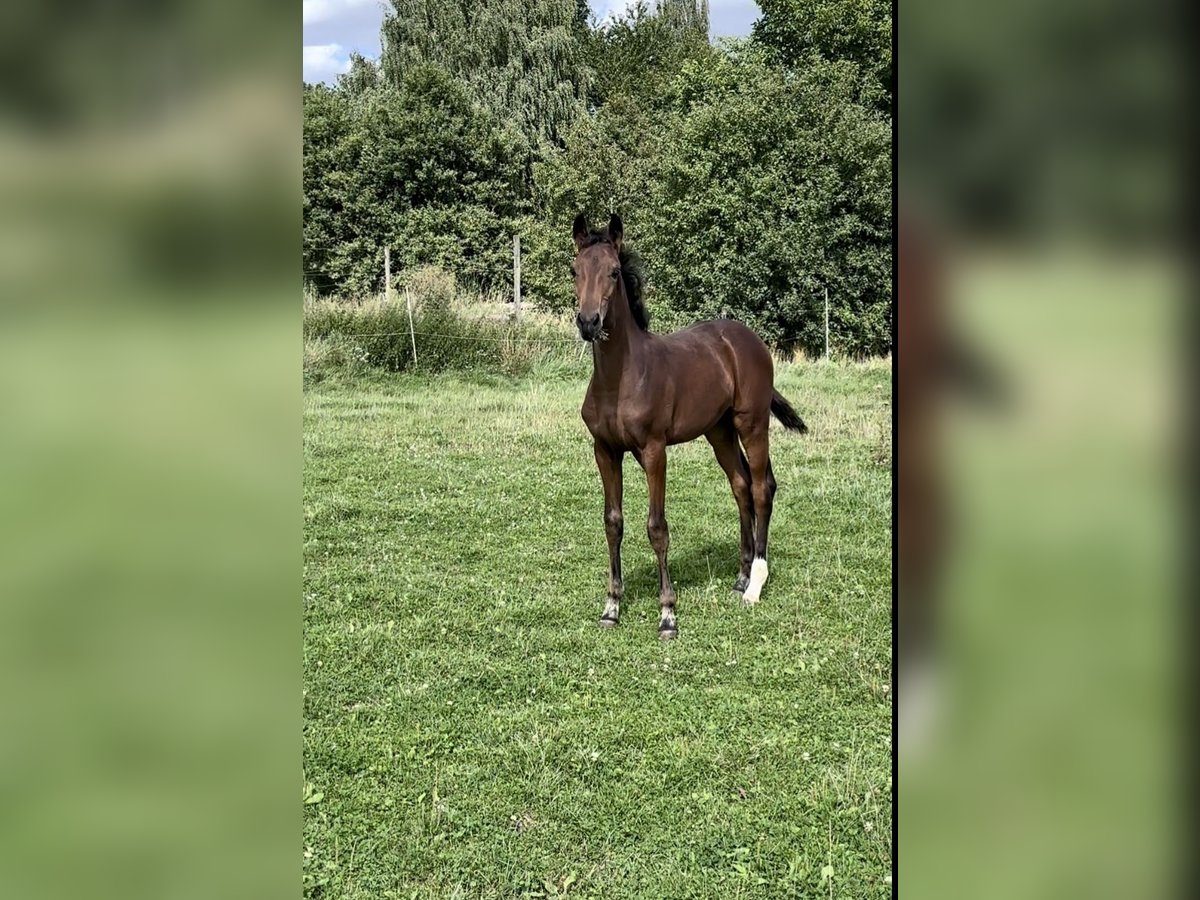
[579,229,649,331]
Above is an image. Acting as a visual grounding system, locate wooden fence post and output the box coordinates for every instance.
[384,245,391,302]
[513,234,522,320]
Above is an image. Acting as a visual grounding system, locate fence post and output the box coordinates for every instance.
[404,286,418,369]
[384,245,391,302]
[513,234,522,320]
[824,285,830,360]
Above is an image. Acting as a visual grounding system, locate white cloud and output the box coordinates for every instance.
[303,0,379,26]
[303,0,386,64]
[593,0,641,26]
[303,0,329,25]
[304,44,352,85]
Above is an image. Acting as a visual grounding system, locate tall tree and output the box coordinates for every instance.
[585,0,712,108]
[380,0,590,147]
[337,52,380,97]
[522,1,716,310]
[642,46,892,355]
[752,0,892,109]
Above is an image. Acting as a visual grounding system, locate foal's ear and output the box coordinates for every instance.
[608,213,623,251]
[572,214,588,250]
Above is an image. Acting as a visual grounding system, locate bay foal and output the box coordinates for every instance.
[574,213,807,639]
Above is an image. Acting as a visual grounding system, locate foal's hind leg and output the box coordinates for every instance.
[735,418,778,605]
[705,417,756,594]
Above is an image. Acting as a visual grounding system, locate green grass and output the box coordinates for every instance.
[303,360,892,899]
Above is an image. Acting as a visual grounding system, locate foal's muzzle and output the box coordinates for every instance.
[576,312,602,342]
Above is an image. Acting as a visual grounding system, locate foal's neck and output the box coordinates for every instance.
[591,280,644,384]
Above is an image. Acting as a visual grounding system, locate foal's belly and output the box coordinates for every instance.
[665,397,729,445]
[585,404,723,450]
[664,374,734,444]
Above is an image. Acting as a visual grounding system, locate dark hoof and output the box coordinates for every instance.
[598,615,619,629]
[732,574,749,594]
[658,622,678,640]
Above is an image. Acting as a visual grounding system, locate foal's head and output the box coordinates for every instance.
[571,213,625,342]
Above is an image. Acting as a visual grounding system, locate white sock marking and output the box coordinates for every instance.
[743,557,768,604]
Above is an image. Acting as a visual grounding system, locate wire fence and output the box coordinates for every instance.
[336,329,580,344]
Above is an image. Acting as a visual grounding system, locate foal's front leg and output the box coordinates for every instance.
[641,442,678,639]
[594,440,624,627]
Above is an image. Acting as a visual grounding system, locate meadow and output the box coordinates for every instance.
[303,356,892,899]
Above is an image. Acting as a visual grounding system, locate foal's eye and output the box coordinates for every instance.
[609,269,619,280]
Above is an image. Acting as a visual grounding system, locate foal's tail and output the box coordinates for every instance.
[771,390,809,434]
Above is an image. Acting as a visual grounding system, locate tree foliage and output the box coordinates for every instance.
[303,0,894,356]
[643,47,892,355]
[753,0,892,109]
[380,0,590,147]
[585,0,713,108]
[303,65,526,294]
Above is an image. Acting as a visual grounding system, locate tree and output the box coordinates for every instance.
[303,66,527,295]
[642,46,892,356]
[585,0,713,109]
[525,1,716,312]
[337,52,380,97]
[380,0,590,148]
[752,0,892,109]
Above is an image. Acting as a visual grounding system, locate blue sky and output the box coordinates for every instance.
[303,1,762,84]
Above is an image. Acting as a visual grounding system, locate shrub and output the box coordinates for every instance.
[303,291,581,380]
[398,265,458,312]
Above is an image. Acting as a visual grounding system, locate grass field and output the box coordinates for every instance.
[303,359,892,899]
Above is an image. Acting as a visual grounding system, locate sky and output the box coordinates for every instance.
[303,0,763,85]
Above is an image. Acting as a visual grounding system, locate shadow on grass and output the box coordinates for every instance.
[624,539,740,598]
